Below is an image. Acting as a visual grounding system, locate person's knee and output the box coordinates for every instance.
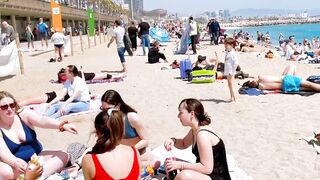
[0,163,15,179]
[175,170,194,180]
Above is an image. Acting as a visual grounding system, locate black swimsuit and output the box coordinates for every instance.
[192,129,231,180]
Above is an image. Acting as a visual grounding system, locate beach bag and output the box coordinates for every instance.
[179,59,192,79]
[191,70,216,83]
[307,75,320,84]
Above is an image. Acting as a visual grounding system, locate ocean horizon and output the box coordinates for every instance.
[225,23,320,45]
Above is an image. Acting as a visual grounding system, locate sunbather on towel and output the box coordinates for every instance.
[45,65,90,119]
[243,64,320,92]
[57,67,122,83]
[164,98,231,180]
[100,90,160,171]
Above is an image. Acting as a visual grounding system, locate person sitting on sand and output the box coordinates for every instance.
[164,98,231,180]
[100,90,160,170]
[82,110,140,180]
[148,40,168,64]
[0,91,78,179]
[45,65,90,119]
[242,64,320,92]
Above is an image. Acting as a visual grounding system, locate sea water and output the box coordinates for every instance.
[226,23,320,45]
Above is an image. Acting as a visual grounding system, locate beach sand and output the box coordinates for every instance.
[1,36,320,179]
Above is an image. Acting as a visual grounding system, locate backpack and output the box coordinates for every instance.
[38,23,47,33]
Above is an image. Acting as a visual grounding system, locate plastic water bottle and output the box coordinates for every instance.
[165,149,178,180]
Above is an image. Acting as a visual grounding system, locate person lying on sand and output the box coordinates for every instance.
[243,65,320,92]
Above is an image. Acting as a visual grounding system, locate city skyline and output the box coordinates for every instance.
[144,0,319,14]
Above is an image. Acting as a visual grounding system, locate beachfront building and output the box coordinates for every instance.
[123,0,143,19]
[0,0,124,40]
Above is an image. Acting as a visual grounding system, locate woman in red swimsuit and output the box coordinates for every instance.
[82,109,141,180]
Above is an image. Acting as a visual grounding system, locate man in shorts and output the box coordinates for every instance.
[37,18,49,50]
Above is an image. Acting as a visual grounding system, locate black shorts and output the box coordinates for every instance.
[84,73,95,81]
[54,44,64,48]
[45,91,69,103]
[45,91,57,103]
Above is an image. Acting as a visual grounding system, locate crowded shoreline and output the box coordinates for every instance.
[1,10,320,180]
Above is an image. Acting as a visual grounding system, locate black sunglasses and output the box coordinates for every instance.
[0,103,16,110]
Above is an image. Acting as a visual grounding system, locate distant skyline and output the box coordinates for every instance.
[144,0,319,14]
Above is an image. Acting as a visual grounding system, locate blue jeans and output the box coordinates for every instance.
[45,101,90,119]
[141,34,150,55]
[117,47,126,63]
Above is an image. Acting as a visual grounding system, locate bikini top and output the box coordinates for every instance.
[124,115,138,138]
[0,115,43,162]
[92,146,140,180]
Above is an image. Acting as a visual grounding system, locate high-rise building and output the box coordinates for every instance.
[124,0,143,18]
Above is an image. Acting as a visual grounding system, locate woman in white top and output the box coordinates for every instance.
[51,28,66,62]
[45,65,90,119]
[222,38,239,102]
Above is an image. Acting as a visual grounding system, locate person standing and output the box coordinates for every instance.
[128,21,138,51]
[26,22,34,51]
[210,19,221,45]
[107,19,127,72]
[188,16,197,54]
[51,28,66,62]
[1,21,15,44]
[37,18,49,50]
[222,38,239,102]
[138,19,150,56]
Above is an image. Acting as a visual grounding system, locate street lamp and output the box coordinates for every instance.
[130,0,133,20]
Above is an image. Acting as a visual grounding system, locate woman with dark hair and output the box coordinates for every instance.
[0,91,77,179]
[82,110,140,179]
[164,98,231,180]
[100,90,160,170]
[45,65,90,118]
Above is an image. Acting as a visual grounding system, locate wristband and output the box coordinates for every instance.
[171,137,177,144]
[59,120,69,132]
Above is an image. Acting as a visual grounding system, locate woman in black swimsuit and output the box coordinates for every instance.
[164,98,231,180]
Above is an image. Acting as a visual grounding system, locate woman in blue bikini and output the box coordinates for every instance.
[243,65,320,92]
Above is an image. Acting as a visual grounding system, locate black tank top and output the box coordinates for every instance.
[191,129,231,180]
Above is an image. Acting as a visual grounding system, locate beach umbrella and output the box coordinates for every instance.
[149,27,170,42]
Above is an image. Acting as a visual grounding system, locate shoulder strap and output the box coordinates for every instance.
[199,129,220,139]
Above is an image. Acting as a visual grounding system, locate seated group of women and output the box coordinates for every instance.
[0,88,232,180]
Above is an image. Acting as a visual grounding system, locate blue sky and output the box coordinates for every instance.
[144,0,318,14]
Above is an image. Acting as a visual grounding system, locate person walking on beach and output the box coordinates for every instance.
[189,16,198,54]
[210,18,221,45]
[221,38,239,102]
[26,22,34,51]
[279,33,284,47]
[108,19,127,72]
[138,18,151,56]
[128,21,138,51]
[37,18,49,50]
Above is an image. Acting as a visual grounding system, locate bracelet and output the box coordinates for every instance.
[171,137,177,144]
[59,120,69,132]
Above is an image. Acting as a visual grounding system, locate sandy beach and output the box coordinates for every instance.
[1,36,320,180]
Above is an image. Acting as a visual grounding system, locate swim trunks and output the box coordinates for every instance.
[282,75,302,92]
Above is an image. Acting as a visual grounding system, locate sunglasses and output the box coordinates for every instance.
[0,103,16,110]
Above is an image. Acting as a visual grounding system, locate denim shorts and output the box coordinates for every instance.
[117,47,125,63]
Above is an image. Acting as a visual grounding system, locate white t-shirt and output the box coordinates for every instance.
[51,32,66,45]
[224,49,239,76]
[189,21,197,36]
[112,26,125,48]
[63,76,90,102]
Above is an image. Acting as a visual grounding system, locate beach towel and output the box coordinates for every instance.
[150,145,254,180]
[238,87,317,97]
[300,132,320,154]
[49,76,124,84]
[26,95,101,118]
[0,40,20,77]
